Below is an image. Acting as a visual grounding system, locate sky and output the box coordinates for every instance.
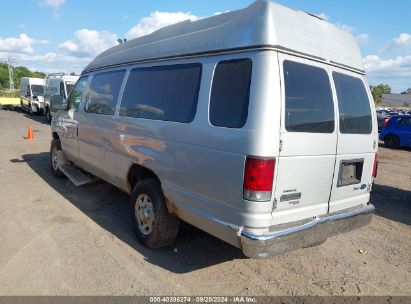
[1,0,410,93]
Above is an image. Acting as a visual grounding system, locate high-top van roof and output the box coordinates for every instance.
[21,77,45,85]
[46,74,79,82]
[83,0,364,74]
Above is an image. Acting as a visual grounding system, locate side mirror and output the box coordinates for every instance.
[50,95,64,111]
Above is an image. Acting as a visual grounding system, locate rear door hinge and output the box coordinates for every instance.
[279,139,283,152]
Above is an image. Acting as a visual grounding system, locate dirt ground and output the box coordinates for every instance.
[0,109,410,296]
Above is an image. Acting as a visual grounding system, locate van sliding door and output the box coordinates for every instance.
[272,54,337,223]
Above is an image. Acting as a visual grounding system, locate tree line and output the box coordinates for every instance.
[0,63,46,92]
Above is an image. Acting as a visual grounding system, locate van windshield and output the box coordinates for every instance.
[65,82,75,95]
[31,85,44,96]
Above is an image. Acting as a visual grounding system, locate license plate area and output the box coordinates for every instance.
[337,159,364,187]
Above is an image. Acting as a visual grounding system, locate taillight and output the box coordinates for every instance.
[372,154,378,178]
[383,118,390,127]
[243,157,275,201]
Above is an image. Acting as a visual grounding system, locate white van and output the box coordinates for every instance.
[44,74,79,122]
[50,0,377,258]
[20,77,45,115]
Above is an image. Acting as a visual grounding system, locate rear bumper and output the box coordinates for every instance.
[240,204,375,258]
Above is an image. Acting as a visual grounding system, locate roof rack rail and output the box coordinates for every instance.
[46,72,66,78]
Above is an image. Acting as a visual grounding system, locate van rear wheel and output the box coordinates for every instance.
[130,178,179,249]
[384,134,400,149]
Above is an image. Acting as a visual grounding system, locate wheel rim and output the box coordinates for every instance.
[135,194,155,235]
[51,146,59,171]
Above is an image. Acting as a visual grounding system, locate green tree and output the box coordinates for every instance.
[0,63,45,93]
[370,84,391,104]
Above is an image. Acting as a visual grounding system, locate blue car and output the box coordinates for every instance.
[379,115,411,149]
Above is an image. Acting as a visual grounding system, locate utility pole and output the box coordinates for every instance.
[7,54,16,91]
[2,54,16,91]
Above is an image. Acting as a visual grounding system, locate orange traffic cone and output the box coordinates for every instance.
[27,125,35,140]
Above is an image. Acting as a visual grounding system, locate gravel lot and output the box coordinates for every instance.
[0,109,410,296]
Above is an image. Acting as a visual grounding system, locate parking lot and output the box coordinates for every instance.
[0,109,410,296]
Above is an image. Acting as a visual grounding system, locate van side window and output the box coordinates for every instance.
[67,76,88,111]
[283,61,334,133]
[209,59,252,128]
[120,63,202,123]
[85,69,126,115]
[333,73,372,134]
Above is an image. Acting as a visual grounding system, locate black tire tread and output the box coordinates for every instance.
[130,178,179,249]
[50,139,65,178]
[384,134,400,149]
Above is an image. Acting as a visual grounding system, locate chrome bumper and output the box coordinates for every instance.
[241,204,375,258]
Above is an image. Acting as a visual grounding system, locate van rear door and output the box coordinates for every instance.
[272,54,337,224]
[328,70,377,213]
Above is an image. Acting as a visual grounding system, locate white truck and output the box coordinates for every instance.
[44,73,79,122]
[20,77,45,115]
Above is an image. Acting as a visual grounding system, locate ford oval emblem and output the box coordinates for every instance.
[360,184,367,190]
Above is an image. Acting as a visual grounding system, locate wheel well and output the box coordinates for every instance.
[385,133,399,140]
[128,164,159,190]
[52,132,60,140]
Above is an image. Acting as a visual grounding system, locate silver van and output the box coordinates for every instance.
[50,0,377,258]
[44,73,79,122]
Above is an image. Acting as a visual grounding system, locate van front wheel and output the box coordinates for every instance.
[28,103,33,115]
[46,108,52,123]
[50,139,65,178]
[130,178,179,249]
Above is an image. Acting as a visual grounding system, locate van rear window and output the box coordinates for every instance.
[283,61,334,133]
[120,63,202,123]
[333,73,372,134]
[209,59,252,128]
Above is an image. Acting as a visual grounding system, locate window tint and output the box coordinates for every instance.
[60,82,65,98]
[284,60,334,133]
[67,76,88,111]
[398,117,411,126]
[120,63,202,122]
[333,72,372,134]
[85,70,126,115]
[209,59,252,128]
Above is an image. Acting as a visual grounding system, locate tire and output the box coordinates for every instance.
[130,178,179,249]
[384,134,400,149]
[46,108,52,123]
[28,103,33,115]
[50,139,65,178]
